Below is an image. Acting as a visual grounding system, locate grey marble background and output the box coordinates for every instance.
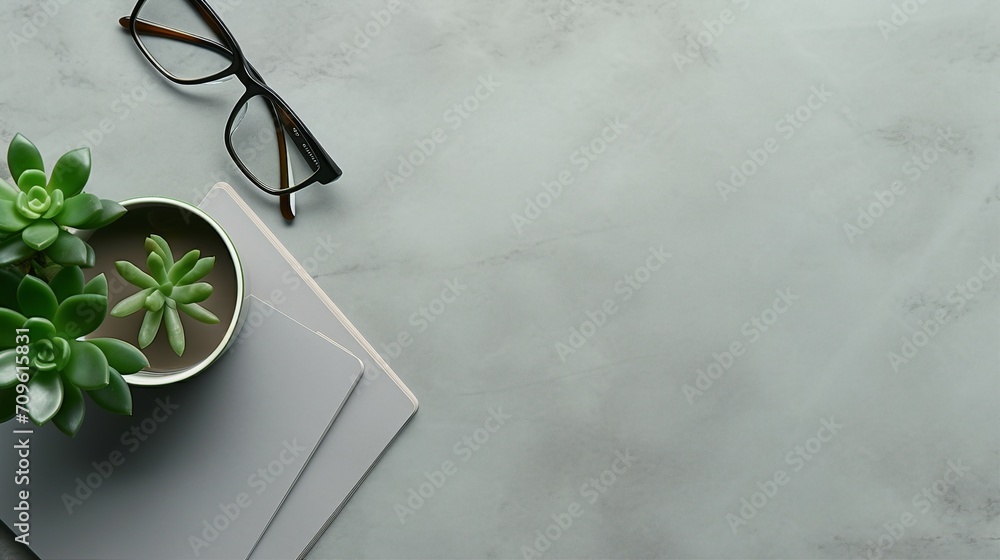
[2,0,999,558]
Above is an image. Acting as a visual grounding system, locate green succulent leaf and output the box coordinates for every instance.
[0,235,34,266]
[138,307,163,348]
[53,383,85,436]
[21,219,59,251]
[31,340,59,371]
[88,368,132,416]
[53,293,106,338]
[163,305,185,356]
[86,338,148,375]
[35,261,63,281]
[0,308,28,330]
[0,308,27,349]
[177,302,220,324]
[7,134,44,183]
[83,273,108,297]
[45,229,92,266]
[27,369,62,425]
[115,260,157,289]
[147,234,174,268]
[15,190,41,220]
[17,274,58,319]
[178,256,215,285]
[144,237,165,263]
[145,289,165,312]
[171,282,212,304]
[50,265,84,302]
[0,200,32,232]
[63,340,110,390]
[34,358,57,373]
[24,317,57,345]
[51,336,71,371]
[0,349,20,388]
[77,199,126,230]
[148,252,167,284]
[0,267,23,310]
[53,193,102,228]
[16,169,47,196]
[84,242,96,268]
[168,249,200,284]
[0,178,16,202]
[41,189,65,219]
[47,147,91,198]
[111,287,153,317]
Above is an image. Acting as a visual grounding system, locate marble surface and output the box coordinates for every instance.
[2,0,999,558]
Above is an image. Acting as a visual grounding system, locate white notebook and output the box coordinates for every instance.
[198,184,418,560]
[0,296,364,560]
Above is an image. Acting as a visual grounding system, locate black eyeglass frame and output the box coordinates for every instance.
[123,0,342,197]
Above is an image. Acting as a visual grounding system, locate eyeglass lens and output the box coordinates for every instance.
[135,0,232,81]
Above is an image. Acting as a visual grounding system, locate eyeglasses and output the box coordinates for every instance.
[120,0,342,221]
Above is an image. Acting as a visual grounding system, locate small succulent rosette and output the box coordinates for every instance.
[0,134,125,268]
[113,235,219,356]
[0,267,148,436]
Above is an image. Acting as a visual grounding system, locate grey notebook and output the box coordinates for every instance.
[0,297,364,560]
[198,184,418,560]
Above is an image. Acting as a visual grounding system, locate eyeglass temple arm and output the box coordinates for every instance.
[119,17,233,59]
[268,104,295,220]
[120,16,287,96]
[119,16,297,220]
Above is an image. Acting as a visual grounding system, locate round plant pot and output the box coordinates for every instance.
[80,197,246,386]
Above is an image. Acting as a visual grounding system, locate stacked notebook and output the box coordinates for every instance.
[0,183,418,560]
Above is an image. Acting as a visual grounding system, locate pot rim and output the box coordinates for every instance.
[108,196,245,386]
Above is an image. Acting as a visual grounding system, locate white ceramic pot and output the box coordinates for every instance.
[82,197,247,386]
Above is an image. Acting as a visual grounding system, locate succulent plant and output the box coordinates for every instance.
[0,266,149,436]
[0,134,126,269]
[112,235,219,357]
